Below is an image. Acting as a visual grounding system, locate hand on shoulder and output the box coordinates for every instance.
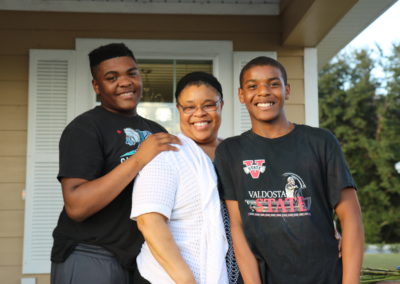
[135,133,181,169]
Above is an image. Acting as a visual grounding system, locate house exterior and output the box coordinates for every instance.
[0,0,396,283]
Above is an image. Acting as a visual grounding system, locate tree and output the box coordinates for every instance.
[373,43,400,242]
[319,46,400,243]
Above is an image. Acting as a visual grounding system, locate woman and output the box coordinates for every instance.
[131,72,240,283]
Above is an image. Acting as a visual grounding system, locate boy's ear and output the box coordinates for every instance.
[238,87,245,104]
[92,79,100,95]
[285,83,291,100]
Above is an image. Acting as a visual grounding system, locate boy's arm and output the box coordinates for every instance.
[136,212,196,284]
[226,200,262,284]
[334,188,364,284]
[61,133,180,222]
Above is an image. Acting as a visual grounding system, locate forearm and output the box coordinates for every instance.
[341,220,364,284]
[63,155,144,221]
[231,224,262,284]
[335,188,364,284]
[137,213,196,284]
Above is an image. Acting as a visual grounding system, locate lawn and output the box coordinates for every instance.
[361,254,400,283]
[363,253,400,270]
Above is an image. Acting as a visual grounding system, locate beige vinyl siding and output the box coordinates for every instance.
[279,55,305,124]
[0,40,28,282]
[0,10,305,283]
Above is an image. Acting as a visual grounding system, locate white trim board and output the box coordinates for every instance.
[304,47,319,127]
[0,0,279,15]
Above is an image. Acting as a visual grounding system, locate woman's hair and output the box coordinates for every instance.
[175,71,223,101]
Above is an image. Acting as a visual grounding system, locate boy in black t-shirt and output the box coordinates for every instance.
[214,56,364,284]
[50,43,180,283]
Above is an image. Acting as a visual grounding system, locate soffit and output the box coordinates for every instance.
[280,0,397,68]
[316,0,398,69]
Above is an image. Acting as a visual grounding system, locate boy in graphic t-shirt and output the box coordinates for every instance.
[214,56,364,284]
[51,43,180,284]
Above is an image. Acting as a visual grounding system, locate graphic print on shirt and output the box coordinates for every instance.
[120,128,151,162]
[245,172,311,217]
[242,159,266,179]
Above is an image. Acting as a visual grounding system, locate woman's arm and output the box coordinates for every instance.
[226,200,262,284]
[335,188,364,284]
[137,212,196,284]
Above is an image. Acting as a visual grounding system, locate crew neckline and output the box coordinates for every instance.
[245,124,300,143]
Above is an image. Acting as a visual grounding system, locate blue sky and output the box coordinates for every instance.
[344,0,400,54]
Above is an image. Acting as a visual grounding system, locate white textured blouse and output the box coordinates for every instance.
[131,134,228,284]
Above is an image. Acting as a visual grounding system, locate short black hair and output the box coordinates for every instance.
[175,71,223,101]
[240,56,288,87]
[89,43,136,76]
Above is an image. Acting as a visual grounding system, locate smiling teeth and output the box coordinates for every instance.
[120,92,133,97]
[257,102,273,107]
[194,122,208,127]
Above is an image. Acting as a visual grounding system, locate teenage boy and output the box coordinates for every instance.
[214,56,364,284]
[50,43,180,284]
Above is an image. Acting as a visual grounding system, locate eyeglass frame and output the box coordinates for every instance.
[176,98,223,115]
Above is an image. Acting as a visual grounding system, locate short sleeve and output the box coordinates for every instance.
[214,142,237,201]
[131,151,178,220]
[325,132,357,208]
[58,120,104,181]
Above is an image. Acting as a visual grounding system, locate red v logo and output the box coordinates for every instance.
[243,160,266,179]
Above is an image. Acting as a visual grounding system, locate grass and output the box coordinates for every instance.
[363,253,400,270]
[361,254,400,283]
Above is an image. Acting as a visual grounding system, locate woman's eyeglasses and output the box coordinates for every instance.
[177,99,222,115]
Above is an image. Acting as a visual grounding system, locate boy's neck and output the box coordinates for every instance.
[252,119,295,139]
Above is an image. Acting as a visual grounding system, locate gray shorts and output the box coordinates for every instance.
[51,243,148,284]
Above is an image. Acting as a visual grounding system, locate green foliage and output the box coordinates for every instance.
[319,43,400,243]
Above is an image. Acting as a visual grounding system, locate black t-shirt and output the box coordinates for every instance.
[214,124,356,284]
[51,106,166,271]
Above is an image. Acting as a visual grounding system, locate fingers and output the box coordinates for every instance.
[137,133,180,157]
[151,133,181,145]
[334,230,342,258]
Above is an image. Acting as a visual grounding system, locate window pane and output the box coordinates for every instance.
[139,59,174,103]
[176,60,213,83]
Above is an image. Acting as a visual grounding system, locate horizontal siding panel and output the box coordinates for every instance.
[0,29,281,56]
[0,11,277,33]
[0,183,25,210]
[0,157,26,183]
[0,131,27,157]
[278,56,304,79]
[0,55,28,81]
[0,81,28,106]
[0,210,24,237]
[0,266,23,284]
[0,264,51,283]
[0,106,27,131]
[287,79,304,105]
[285,104,305,124]
[0,237,23,266]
